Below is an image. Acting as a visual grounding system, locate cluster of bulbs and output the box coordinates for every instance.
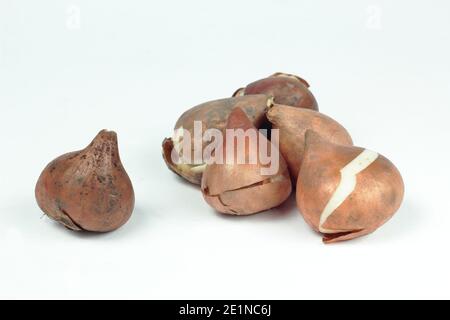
[35,73,404,243]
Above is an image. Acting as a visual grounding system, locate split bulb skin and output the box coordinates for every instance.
[267,104,353,183]
[162,94,273,185]
[201,107,292,215]
[35,130,135,232]
[233,72,319,111]
[296,131,404,243]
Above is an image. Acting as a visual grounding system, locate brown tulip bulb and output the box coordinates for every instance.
[296,131,404,244]
[35,130,135,232]
[267,104,353,183]
[201,107,292,215]
[163,95,273,185]
[233,72,318,111]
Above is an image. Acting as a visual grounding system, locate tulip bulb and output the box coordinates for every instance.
[267,104,353,183]
[201,107,292,215]
[296,131,404,243]
[35,130,135,232]
[163,95,273,185]
[233,72,318,111]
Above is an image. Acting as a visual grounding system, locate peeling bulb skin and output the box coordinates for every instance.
[201,108,292,215]
[162,138,205,185]
[35,130,135,232]
[232,72,319,111]
[232,87,245,97]
[267,104,353,183]
[296,131,404,243]
[162,95,272,185]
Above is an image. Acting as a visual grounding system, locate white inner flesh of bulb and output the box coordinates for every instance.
[172,127,205,170]
[172,127,185,155]
[319,149,379,234]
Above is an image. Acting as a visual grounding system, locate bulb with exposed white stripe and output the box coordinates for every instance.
[296,130,404,243]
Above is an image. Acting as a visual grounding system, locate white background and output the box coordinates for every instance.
[0,0,449,299]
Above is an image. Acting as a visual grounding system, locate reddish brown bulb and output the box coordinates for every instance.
[35,130,135,232]
[201,108,292,215]
[296,131,404,243]
[267,104,353,183]
[233,72,318,111]
[162,95,273,185]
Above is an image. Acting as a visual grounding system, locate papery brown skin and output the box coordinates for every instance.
[233,72,319,111]
[162,95,273,185]
[267,104,353,183]
[35,130,135,232]
[296,131,404,243]
[201,107,292,215]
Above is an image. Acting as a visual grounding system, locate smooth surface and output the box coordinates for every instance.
[319,149,379,233]
[0,0,449,299]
